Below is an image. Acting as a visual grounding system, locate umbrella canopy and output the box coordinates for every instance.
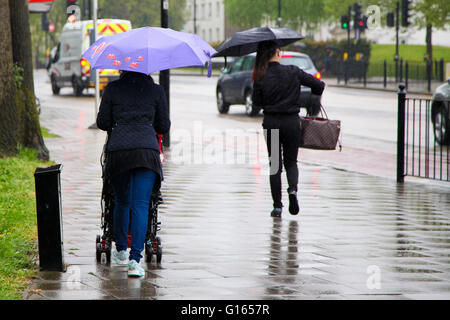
[212,27,304,57]
[82,27,217,76]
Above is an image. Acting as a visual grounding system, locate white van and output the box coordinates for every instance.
[49,19,132,96]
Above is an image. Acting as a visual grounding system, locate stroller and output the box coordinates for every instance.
[95,133,165,264]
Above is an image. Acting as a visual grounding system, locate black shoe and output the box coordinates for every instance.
[271,207,282,218]
[288,192,299,215]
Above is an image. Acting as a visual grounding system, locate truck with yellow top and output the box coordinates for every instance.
[49,19,131,96]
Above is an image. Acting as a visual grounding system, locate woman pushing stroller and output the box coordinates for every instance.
[96,70,170,277]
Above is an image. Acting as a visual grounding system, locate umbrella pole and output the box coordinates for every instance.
[161,0,170,148]
[89,0,100,129]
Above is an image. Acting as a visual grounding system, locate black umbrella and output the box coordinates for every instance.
[212,27,304,58]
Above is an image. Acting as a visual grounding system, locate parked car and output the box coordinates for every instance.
[49,19,131,96]
[431,78,450,145]
[216,51,322,116]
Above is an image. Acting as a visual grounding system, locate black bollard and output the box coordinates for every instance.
[34,164,66,271]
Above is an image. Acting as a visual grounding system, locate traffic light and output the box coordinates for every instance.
[387,12,395,27]
[41,13,49,32]
[401,0,411,27]
[353,3,362,29]
[359,15,368,32]
[341,15,349,29]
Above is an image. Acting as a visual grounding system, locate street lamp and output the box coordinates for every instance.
[88,0,100,129]
[277,0,282,27]
[161,0,170,147]
[193,0,197,34]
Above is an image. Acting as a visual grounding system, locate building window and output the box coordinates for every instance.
[201,4,205,19]
[209,28,212,41]
[216,28,220,41]
[208,2,212,18]
[217,1,220,17]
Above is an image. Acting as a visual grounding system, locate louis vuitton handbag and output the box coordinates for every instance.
[298,106,342,151]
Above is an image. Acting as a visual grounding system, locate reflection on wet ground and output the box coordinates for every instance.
[27,94,450,300]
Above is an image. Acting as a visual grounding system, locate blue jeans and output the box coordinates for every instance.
[111,168,157,263]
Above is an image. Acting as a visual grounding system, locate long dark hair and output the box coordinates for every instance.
[252,41,278,83]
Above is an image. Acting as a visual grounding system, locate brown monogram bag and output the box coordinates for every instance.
[298,106,342,151]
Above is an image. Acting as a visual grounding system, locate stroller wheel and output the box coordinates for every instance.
[105,244,111,263]
[96,243,101,262]
[156,246,162,264]
[145,241,153,263]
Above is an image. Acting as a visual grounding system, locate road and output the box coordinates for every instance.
[35,71,406,179]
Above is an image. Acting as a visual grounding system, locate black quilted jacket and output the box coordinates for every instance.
[252,61,325,115]
[96,71,170,152]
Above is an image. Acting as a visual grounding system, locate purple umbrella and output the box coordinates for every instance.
[82,27,217,77]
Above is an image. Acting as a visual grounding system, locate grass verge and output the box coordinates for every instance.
[371,44,450,63]
[41,126,59,138]
[0,148,53,299]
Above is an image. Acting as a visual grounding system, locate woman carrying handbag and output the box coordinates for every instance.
[252,41,325,218]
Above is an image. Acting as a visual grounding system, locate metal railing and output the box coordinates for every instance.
[344,58,446,93]
[397,84,450,182]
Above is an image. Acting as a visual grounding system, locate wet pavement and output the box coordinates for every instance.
[24,71,450,300]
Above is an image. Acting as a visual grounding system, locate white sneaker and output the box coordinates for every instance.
[113,249,128,266]
[128,260,145,277]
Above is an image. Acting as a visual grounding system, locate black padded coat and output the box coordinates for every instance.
[96,71,170,152]
[252,61,325,115]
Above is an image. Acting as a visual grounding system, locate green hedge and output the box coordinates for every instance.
[285,38,372,77]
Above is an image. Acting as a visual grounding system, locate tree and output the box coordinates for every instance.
[413,0,450,63]
[224,0,271,29]
[224,0,326,34]
[0,0,18,156]
[10,0,49,160]
[98,0,188,30]
[0,0,49,159]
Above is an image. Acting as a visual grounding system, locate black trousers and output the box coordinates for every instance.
[263,114,301,208]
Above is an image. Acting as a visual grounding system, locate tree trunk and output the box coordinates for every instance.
[426,24,432,63]
[0,0,19,157]
[9,0,35,92]
[9,0,49,160]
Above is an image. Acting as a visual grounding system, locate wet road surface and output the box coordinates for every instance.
[25,71,450,300]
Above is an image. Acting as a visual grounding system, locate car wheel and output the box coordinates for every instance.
[217,88,230,114]
[245,91,260,117]
[432,105,450,145]
[51,76,60,95]
[72,77,83,96]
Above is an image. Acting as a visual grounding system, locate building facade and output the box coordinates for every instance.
[183,0,226,43]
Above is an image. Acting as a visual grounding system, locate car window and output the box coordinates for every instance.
[241,56,255,71]
[281,56,312,70]
[231,57,244,73]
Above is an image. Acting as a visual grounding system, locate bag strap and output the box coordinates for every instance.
[310,104,329,120]
[320,104,329,120]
